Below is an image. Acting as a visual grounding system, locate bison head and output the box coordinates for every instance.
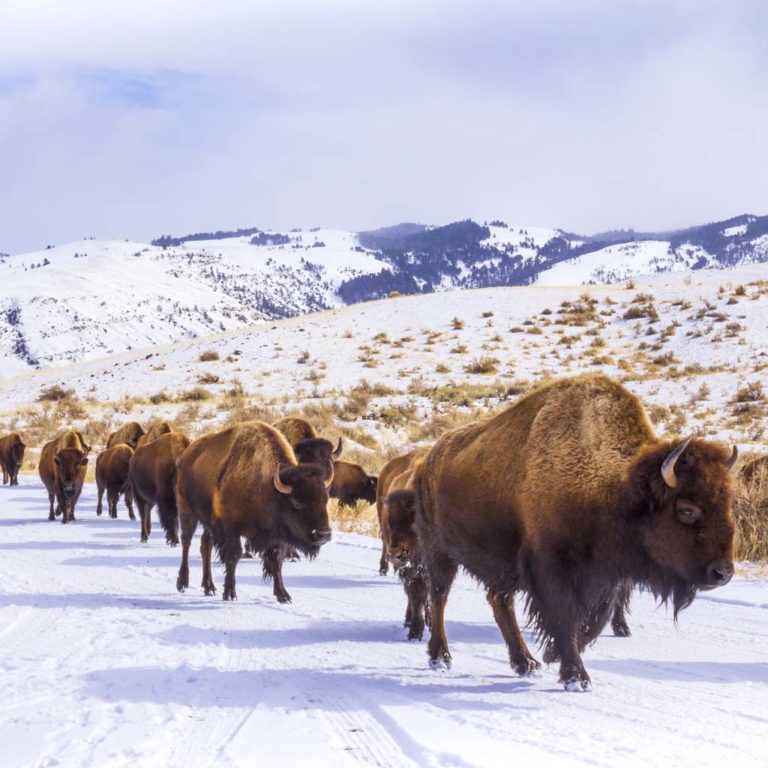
[11,441,26,470]
[54,448,88,497]
[293,437,341,472]
[631,437,737,613]
[385,489,418,568]
[361,475,379,504]
[273,463,333,549]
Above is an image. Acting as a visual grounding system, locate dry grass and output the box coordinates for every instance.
[329,499,378,536]
[734,461,768,560]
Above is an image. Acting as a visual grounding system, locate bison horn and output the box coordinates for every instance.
[323,464,334,489]
[273,465,293,495]
[661,436,693,489]
[725,445,738,470]
[332,437,343,458]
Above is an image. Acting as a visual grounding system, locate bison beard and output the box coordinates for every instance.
[415,374,736,691]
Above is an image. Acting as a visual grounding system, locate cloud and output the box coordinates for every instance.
[0,0,767,253]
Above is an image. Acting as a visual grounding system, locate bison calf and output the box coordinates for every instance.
[39,430,90,523]
[130,432,190,544]
[96,445,135,519]
[0,432,26,486]
[176,422,333,603]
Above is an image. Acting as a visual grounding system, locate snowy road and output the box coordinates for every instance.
[0,479,766,768]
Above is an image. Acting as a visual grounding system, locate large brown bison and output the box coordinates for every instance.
[274,416,342,468]
[136,421,173,447]
[129,432,190,544]
[329,460,378,508]
[273,416,318,446]
[39,430,90,522]
[96,445,135,519]
[176,422,333,603]
[106,421,145,449]
[376,447,430,574]
[0,432,26,486]
[415,374,737,690]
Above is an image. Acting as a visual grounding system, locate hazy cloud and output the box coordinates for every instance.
[1,0,766,253]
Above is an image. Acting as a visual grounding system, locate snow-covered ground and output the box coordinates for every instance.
[0,478,766,768]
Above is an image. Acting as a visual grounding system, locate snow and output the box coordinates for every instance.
[0,477,766,768]
[723,224,748,237]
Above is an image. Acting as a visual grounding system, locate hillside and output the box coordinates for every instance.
[2,213,768,373]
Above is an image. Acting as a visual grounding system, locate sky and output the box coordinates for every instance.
[1,0,767,254]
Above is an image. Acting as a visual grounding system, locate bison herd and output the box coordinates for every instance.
[0,373,749,691]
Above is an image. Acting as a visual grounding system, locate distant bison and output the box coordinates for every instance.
[416,374,737,690]
[0,432,26,486]
[96,445,135,519]
[740,455,768,485]
[329,460,378,508]
[129,432,190,544]
[136,421,173,447]
[39,430,90,522]
[106,421,145,450]
[376,447,430,574]
[176,422,333,603]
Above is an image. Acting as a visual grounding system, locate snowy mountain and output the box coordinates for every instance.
[2,213,768,373]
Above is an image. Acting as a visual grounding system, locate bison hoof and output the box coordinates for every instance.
[407,628,424,642]
[96,509,102,517]
[166,539,179,548]
[203,587,216,596]
[177,582,187,593]
[562,676,591,692]
[129,514,136,521]
[48,515,55,522]
[275,592,292,604]
[612,620,631,638]
[141,536,148,543]
[379,565,389,576]
[429,655,452,671]
[513,657,542,677]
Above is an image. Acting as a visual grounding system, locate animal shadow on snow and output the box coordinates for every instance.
[84,663,537,714]
[0,592,212,612]
[158,617,507,652]
[588,658,768,684]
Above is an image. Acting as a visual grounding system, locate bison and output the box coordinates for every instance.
[106,421,145,450]
[39,430,90,522]
[376,447,430,574]
[175,421,333,603]
[740,454,768,485]
[382,470,430,641]
[0,432,26,486]
[136,421,173,447]
[129,431,190,544]
[96,444,135,519]
[415,374,737,690]
[329,460,378,508]
[275,416,342,469]
[273,416,318,446]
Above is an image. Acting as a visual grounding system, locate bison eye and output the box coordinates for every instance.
[676,502,702,525]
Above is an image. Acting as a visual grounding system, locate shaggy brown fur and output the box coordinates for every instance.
[273,416,318,446]
[376,447,430,574]
[415,374,736,690]
[329,460,378,508]
[175,422,333,603]
[136,421,173,447]
[106,422,146,450]
[96,445,135,520]
[0,432,26,486]
[740,455,768,485]
[38,430,90,522]
[129,432,190,544]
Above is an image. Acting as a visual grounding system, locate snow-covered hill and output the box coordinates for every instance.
[1,478,766,768]
[2,213,768,373]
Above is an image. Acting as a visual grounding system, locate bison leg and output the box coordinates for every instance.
[96,482,104,516]
[176,512,198,593]
[137,498,152,542]
[157,498,179,547]
[47,491,55,521]
[379,537,390,576]
[403,570,429,642]
[1,465,7,484]
[262,545,291,604]
[108,488,119,519]
[123,483,136,521]
[200,530,217,596]
[426,555,457,669]
[486,591,540,676]
[221,536,242,601]
[611,582,632,638]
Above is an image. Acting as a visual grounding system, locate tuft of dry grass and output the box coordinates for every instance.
[464,357,499,375]
[734,460,768,560]
[198,350,220,362]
